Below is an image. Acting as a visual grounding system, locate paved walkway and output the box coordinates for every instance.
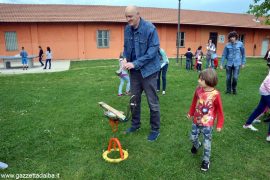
[0,60,70,75]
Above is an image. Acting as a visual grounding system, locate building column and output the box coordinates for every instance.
[30,23,39,55]
[78,23,85,60]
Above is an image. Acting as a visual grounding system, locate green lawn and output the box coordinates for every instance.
[0,58,269,179]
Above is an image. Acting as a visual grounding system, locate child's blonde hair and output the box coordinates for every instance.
[199,69,218,87]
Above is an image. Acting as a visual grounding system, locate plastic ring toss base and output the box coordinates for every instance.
[103,148,128,163]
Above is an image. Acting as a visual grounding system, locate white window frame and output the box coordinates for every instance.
[97,30,110,48]
[5,32,18,51]
[176,32,185,47]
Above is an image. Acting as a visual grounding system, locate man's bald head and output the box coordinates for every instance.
[125,5,140,28]
[125,5,139,15]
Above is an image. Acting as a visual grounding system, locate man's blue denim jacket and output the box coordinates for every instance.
[123,18,160,78]
[221,41,246,67]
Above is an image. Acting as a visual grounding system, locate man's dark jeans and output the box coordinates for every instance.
[130,70,160,131]
[226,65,240,93]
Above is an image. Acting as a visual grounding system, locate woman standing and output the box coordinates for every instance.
[206,39,216,68]
[44,47,52,69]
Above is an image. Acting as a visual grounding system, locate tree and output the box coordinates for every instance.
[248,0,270,24]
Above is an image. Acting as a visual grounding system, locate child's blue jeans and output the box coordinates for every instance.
[118,75,130,95]
[190,123,213,162]
[186,59,191,70]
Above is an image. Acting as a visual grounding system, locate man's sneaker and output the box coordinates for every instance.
[232,90,237,95]
[162,91,166,95]
[266,135,270,142]
[243,124,258,131]
[191,142,202,154]
[225,91,231,94]
[201,160,210,171]
[147,131,160,141]
[0,162,8,169]
[125,127,140,134]
[253,119,261,124]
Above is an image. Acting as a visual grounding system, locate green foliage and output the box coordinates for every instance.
[0,58,269,179]
[248,0,270,24]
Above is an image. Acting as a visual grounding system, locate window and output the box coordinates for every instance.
[176,32,185,47]
[239,34,245,44]
[5,32,18,51]
[97,30,110,48]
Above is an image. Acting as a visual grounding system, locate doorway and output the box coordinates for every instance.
[261,38,269,56]
[209,32,218,49]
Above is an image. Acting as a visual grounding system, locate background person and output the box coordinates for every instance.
[212,52,218,69]
[117,53,130,96]
[123,5,161,141]
[185,47,193,70]
[157,48,169,95]
[220,31,246,95]
[206,39,216,68]
[44,47,52,70]
[38,46,44,66]
[20,46,28,70]
[243,62,270,142]
[264,49,270,62]
[195,46,203,71]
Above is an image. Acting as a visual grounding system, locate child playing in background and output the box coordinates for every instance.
[185,48,193,70]
[243,62,270,142]
[195,46,203,72]
[212,53,218,69]
[117,53,130,96]
[20,46,28,70]
[187,68,224,171]
[157,48,169,95]
[197,55,203,72]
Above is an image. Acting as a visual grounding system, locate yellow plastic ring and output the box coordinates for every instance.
[102,148,128,163]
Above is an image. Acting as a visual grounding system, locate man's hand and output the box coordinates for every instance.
[124,62,135,70]
[216,128,222,132]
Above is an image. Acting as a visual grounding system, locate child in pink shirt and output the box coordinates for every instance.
[243,62,270,142]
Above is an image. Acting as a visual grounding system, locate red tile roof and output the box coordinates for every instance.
[0,3,269,29]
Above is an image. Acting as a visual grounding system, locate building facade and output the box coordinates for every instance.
[0,4,269,60]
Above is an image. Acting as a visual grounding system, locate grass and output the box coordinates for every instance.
[0,58,269,179]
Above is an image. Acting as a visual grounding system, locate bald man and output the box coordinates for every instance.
[123,5,161,141]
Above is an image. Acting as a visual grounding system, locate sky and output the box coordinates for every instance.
[0,0,255,14]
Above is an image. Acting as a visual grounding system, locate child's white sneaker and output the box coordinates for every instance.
[162,91,165,95]
[243,124,258,131]
[266,136,270,142]
[253,119,261,123]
